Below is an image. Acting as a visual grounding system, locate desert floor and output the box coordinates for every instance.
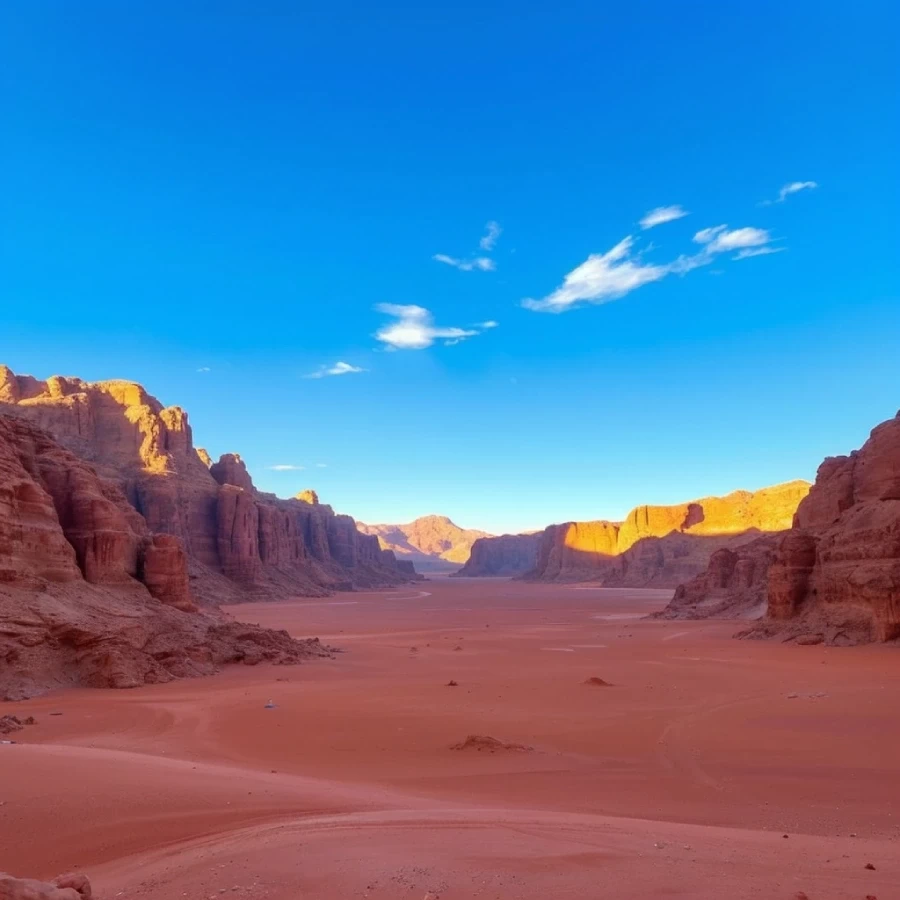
[2,578,899,899]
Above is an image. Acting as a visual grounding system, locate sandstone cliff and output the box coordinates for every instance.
[453,532,541,577]
[0,365,412,604]
[522,481,810,587]
[358,514,491,573]
[0,414,330,700]
[658,410,900,644]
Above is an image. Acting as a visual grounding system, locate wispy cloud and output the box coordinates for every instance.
[303,361,367,379]
[480,320,499,329]
[374,303,495,350]
[269,464,305,471]
[760,180,819,205]
[434,221,502,271]
[733,246,786,260]
[639,205,689,230]
[315,463,328,468]
[523,223,778,313]
[479,220,502,250]
[433,254,495,272]
[197,366,211,373]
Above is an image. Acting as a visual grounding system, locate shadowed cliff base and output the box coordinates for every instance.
[657,409,900,645]
[452,532,542,577]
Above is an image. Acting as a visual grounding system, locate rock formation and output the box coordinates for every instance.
[0,365,412,605]
[0,871,93,898]
[453,532,541,577]
[358,514,491,573]
[658,410,900,644]
[522,481,810,587]
[0,413,331,699]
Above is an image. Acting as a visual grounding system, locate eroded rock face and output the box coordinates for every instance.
[0,367,412,602]
[523,481,810,587]
[453,533,541,577]
[0,414,334,699]
[659,411,900,644]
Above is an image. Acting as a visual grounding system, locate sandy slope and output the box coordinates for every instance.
[2,579,899,898]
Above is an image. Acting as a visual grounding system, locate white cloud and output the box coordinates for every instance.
[639,205,689,230]
[433,253,495,272]
[693,225,728,244]
[375,303,493,350]
[702,226,772,254]
[479,220,502,250]
[269,464,305,471]
[522,237,669,312]
[524,224,778,313]
[778,180,818,202]
[760,180,819,205]
[733,246,786,260]
[303,361,367,379]
[196,366,211,373]
[480,320,499,329]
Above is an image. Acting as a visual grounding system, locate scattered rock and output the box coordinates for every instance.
[446,680,458,687]
[0,716,25,735]
[865,863,876,870]
[450,734,534,753]
[583,676,613,687]
[453,645,463,651]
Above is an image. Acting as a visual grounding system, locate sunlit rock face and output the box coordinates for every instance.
[524,481,811,587]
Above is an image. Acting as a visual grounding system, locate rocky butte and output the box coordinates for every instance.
[492,481,811,587]
[659,409,900,644]
[0,365,414,699]
[358,514,490,573]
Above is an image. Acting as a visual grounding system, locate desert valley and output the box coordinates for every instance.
[1,366,898,899]
[2,5,896,896]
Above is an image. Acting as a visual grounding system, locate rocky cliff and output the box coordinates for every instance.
[0,413,331,700]
[658,410,900,644]
[358,514,491,573]
[522,481,810,587]
[453,532,541,577]
[0,366,412,605]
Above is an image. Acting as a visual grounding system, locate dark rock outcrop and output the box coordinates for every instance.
[453,532,541,577]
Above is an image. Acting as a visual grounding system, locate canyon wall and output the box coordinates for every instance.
[0,413,329,699]
[522,481,810,587]
[0,365,412,604]
[453,533,541,577]
[659,410,900,644]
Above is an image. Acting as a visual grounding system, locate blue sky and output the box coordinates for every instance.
[2,1,898,534]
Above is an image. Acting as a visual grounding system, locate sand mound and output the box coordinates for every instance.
[583,676,613,687]
[450,734,534,753]
[0,871,92,899]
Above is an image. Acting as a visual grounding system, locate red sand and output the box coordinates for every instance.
[2,578,899,898]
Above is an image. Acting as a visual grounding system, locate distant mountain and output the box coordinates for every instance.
[358,515,491,573]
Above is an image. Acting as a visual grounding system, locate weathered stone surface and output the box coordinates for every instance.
[0,366,413,601]
[661,412,900,644]
[523,481,810,587]
[453,532,541,577]
[140,533,195,612]
[0,870,92,899]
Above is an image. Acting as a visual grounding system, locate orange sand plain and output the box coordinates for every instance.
[2,579,899,899]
